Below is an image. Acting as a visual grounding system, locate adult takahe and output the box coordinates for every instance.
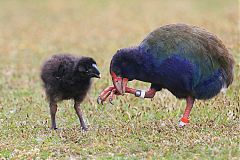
[98,24,234,127]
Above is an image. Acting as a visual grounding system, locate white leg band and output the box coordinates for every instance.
[140,90,146,98]
[135,90,146,99]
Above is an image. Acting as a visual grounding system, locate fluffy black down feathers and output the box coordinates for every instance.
[41,54,100,130]
[41,54,99,102]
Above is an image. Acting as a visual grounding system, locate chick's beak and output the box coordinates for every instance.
[92,64,101,78]
[111,72,128,95]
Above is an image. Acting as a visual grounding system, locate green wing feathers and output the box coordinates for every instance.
[140,24,234,86]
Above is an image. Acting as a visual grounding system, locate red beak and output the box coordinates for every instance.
[111,72,128,95]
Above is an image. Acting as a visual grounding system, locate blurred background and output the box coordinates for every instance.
[0,0,239,159]
[0,0,238,96]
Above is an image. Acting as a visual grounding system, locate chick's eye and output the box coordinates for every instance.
[86,66,91,72]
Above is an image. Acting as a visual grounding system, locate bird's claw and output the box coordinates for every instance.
[97,96,103,105]
[97,86,118,105]
[51,127,58,130]
[108,88,116,105]
[81,127,88,131]
[97,91,111,104]
[109,98,114,105]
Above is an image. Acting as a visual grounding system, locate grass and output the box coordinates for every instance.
[0,0,239,159]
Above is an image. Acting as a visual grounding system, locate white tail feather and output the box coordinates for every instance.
[221,83,227,93]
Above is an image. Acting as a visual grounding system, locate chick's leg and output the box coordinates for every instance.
[179,96,195,127]
[49,101,58,130]
[74,101,87,131]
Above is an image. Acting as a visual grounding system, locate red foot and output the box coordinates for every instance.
[97,86,134,104]
[179,117,190,128]
[97,86,117,104]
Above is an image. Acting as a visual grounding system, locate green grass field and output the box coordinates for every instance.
[0,0,239,159]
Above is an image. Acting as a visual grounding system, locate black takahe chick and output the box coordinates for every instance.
[41,54,100,130]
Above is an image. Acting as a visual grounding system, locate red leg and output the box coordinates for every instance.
[125,87,156,98]
[98,86,157,104]
[179,96,195,127]
[145,88,157,98]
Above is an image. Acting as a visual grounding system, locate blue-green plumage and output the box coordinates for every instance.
[110,24,234,100]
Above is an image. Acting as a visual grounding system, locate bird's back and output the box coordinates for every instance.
[138,24,234,99]
[41,54,76,85]
[140,24,234,87]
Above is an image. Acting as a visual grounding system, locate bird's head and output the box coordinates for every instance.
[77,57,101,79]
[110,48,141,95]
